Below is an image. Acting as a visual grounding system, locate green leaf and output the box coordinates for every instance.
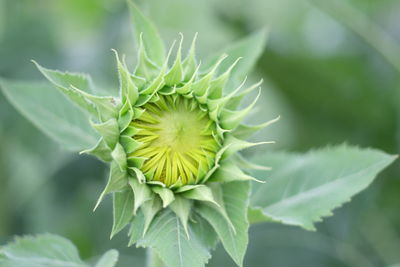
[0,234,86,267]
[197,181,250,267]
[128,1,165,66]
[0,234,119,267]
[0,79,98,151]
[203,29,268,91]
[190,214,219,250]
[250,145,398,230]
[137,210,211,267]
[33,61,98,117]
[94,250,119,267]
[111,190,135,238]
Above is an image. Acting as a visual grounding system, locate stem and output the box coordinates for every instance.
[147,248,164,267]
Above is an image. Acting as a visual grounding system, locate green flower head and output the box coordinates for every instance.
[32,2,276,266]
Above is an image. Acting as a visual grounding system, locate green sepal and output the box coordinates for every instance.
[80,138,112,162]
[141,196,163,235]
[129,176,152,215]
[232,116,280,139]
[169,196,192,238]
[120,135,142,154]
[122,125,138,136]
[220,88,261,130]
[225,79,262,110]
[180,185,219,207]
[210,160,262,183]
[129,167,147,183]
[182,33,198,82]
[113,49,139,105]
[91,118,119,149]
[208,57,241,99]
[111,190,135,239]
[111,143,128,171]
[134,34,161,80]
[222,135,274,160]
[94,161,128,211]
[127,156,147,169]
[164,34,184,86]
[152,186,175,208]
[118,100,134,133]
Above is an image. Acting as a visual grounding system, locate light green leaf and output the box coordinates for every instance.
[0,234,86,267]
[0,234,119,267]
[137,210,211,267]
[111,190,135,238]
[0,79,98,151]
[191,214,219,250]
[33,61,98,116]
[128,1,165,66]
[94,250,119,267]
[197,181,250,267]
[250,145,398,230]
[203,29,268,91]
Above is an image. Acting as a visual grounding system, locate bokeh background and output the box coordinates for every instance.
[1,0,399,266]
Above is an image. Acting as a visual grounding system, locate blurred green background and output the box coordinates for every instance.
[1,0,399,266]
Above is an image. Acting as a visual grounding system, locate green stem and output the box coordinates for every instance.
[147,248,164,267]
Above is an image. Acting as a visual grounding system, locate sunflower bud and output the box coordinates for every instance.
[33,2,276,265]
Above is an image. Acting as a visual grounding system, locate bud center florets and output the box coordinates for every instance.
[130,95,219,186]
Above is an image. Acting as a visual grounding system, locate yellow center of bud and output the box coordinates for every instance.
[131,95,219,186]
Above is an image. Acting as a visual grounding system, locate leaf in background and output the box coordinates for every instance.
[250,145,397,230]
[136,210,211,267]
[128,0,165,66]
[202,29,268,91]
[197,181,250,267]
[0,234,119,267]
[0,79,98,151]
[0,234,87,267]
[94,249,119,267]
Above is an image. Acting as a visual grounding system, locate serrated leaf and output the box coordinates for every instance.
[203,29,268,91]
[33,61,99,116]
[137,210,211,267]
[94,250,119,267]
[197,181,250,267]
[0,234,86,267]
[0,234,119,267]
[128,1,165,66]
[250,145,397,230]
[0,79,98,151]
[111,190,135,238]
